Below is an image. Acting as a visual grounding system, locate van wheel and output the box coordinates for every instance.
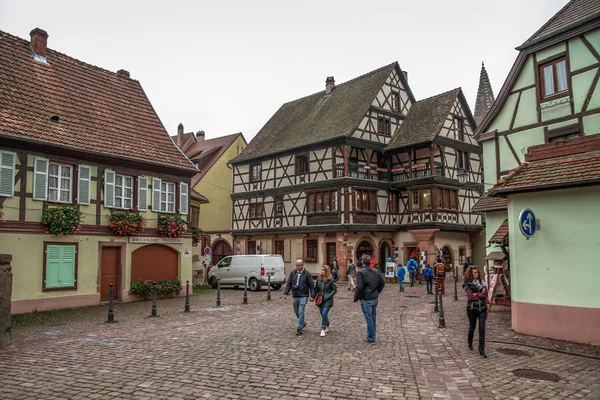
[249,278,261,292]
[271,284,282,290]
[210,277,218,289]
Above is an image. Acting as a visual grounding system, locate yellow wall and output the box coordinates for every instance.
[194,135,246,232]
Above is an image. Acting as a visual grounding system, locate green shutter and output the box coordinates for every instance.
[45,245,76,289]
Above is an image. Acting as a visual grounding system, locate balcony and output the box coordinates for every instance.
[392,162,443,182]
[333,162,378,180]
[333,161,444,183]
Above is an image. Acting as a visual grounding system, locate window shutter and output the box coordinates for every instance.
[104,170,115,208]
[138,176,148,211]
[179,182,189,215]
[60,245,76,286]
[152,178,161,212]
[33,157,49,201]
[77,165,91,205]
[45,245,62,288]
[0,150,16,197]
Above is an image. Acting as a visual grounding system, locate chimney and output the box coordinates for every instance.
[325,76,335,95]
[402,71,408,82]
[197,130,205,143]
[30,28,49,59]
[117,69,130,78]
[177,123,184,145]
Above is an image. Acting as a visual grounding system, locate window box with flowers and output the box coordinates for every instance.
[41,204,83,237]
[157,214,187,238]
[108,210,147,236]
[130,279,182,299]
[191,227,203,246]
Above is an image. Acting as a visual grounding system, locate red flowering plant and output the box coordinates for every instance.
[41,204,83,236]
[108,209,147,236]
[191,228,203,246]
[157,214,187,238]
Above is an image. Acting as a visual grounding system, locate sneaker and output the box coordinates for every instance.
[295,329,303,336]
[302,323,307,330]
[364,340,376,344]
[325,324,330,333]
[320,330,326,337]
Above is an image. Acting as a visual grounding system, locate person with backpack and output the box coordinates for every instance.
[315,265,337,337]
[396,263,406,293]
[424,264,434,294]
[434,258,446,294]
[347,259,357,291]
[354,255,385,343]
[406,257,418,287]
[284,259,316,335]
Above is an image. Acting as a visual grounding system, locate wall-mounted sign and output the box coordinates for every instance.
[519,208,537,239]
[204,247,212,255]
[184,249,191,258]
[129,237,184,244]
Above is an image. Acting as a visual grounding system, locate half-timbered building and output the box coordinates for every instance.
[230,62,483,278]
[474,0,600,345]
[0,28,197,313]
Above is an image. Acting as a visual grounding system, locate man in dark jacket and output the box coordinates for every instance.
[354,255,385,343]
[284,259,316,335]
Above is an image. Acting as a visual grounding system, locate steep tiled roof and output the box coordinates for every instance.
[519,0,600,49]
[489,220,509,244]
[386,89,460,150]
[231,62,413,163]
[490,151,600,194]
[0,30,195,171]
[471,195,508,213]
[190,188,209,203]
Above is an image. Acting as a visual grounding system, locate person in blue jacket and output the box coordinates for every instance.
[424,264,434,294]
[396,264,406,293]
[406,257,418,287]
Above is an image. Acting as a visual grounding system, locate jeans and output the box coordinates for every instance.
[409,272,415,286]
[293,297,308,330]
[320,306,331,327]
[467,309,487,352]
[360,298,378,342]
[426,279,433,294]
[398,281,404,292]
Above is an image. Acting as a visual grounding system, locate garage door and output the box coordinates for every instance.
[131,244,178,283]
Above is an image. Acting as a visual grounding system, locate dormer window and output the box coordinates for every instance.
[453,117,464,141]
[540,57,568,99]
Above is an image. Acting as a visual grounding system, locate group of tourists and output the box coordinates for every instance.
[282,255,488,357]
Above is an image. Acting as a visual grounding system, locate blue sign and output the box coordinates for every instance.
[204,246,212,255]
[519,208,536,238]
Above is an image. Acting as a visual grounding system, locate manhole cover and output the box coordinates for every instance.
[404,295,420,298]
[497,348,532,357]
[512,369,560,382]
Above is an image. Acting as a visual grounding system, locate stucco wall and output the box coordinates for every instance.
[508,187,600,308]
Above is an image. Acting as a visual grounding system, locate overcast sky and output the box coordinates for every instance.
[1,0,568,142]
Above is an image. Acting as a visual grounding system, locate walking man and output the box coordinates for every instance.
[407,256,418,287]
[284,259,316,335]
[354,255,385,343]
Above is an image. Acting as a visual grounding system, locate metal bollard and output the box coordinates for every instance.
[434,279,439,313]
[438,291,446,328]
[150,281,158,317]
[453,274,458,301]
[267,275,272,301]
[243,277,248,305]
[185,280,190,312]
[107,283,114,322]
[216,278,221,307]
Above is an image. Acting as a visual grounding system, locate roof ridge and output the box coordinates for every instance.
[523,0,576,44]
[416,87,461,103]
[281,62,397,106]
[0,29,138,82]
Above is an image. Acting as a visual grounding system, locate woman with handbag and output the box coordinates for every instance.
[315,265,337,337]
[463,266,489,358]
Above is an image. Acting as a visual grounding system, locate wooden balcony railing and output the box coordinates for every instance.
[392,162,443,182]
[333,161,443,181]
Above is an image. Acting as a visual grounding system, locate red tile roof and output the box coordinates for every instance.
[489,220,509,244]
[490,151,600,195]
[0,30,195,172]
[471,195,508,213]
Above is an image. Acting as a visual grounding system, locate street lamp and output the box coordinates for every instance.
[457,169,468,184]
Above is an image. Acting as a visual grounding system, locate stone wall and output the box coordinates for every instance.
[0,254,12,347]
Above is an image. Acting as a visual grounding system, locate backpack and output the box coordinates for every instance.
[435,263,446,276]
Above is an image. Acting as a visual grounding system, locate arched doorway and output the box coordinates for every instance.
[212,240,233,264]
[131,244,178,283]
[356,240,374,265]
[379,242,391,272]
[441,246,453,267]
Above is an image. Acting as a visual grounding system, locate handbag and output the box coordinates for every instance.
[315,294,323,307]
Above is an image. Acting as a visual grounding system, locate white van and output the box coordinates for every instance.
[208,254,286,291]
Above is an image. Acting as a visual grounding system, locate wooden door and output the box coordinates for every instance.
[101,247,120,302]
[326,243,336,268]
[131,244,178,283]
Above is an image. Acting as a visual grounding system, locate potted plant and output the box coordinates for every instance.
[191,227,203,246]
[130,279,182,299]
[157,214,187,238]
[41,204,83,237]
[108,209,147,236]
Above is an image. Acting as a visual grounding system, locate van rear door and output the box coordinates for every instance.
[262,255,285,283]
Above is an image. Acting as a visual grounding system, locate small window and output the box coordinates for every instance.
[296,155,309,175]
[247,240,256,255]
[316,192,323,212]
[48,162,73,203]
[250,164,261,182]
[190,206,200,229]
[43,243,77,291]
[540,57,568,99]
[389,192,399,214]
[306,239,318,262]
[464,152,471,171]
[421,189,432,209]
[355,189,377,212]
[274,240,284,257]
[392,93,400,111]
[160,181,176,213]
[249,203,263,219]
[453,117,463,141]
[443,189,450,209]
[457,150,465,169]
[450,191,458,210]
[323,192,330,212]
[274,196,283,217]
[411,190,420,210]
[307,193,315,213]
[377,117,391,135]
[115,174,133,209]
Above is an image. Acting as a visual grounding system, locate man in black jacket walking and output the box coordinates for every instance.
[354,255,385,343]
[284,259,316,335]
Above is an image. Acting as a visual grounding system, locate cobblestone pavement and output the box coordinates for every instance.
[1,283,598,399]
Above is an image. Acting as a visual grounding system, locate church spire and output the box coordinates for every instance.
[474,62,495,127]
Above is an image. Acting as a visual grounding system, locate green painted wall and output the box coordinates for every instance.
[541,99,571,121]
[512,56,535,91]
[586,29,600,55]
[489,93,518,133]
[484,211,507,256]
[513,88,538,128]
[568,37,597,71]
[508,187,600,308]
[572,68,597,114]
[583,113,600,135]
[536,43,566,62]
[482,141,496,191]
[499,136,519,172]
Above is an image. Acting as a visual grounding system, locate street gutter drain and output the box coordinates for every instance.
[404,295,420,298]
[497,348,532,357]
[512,369,560,382]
